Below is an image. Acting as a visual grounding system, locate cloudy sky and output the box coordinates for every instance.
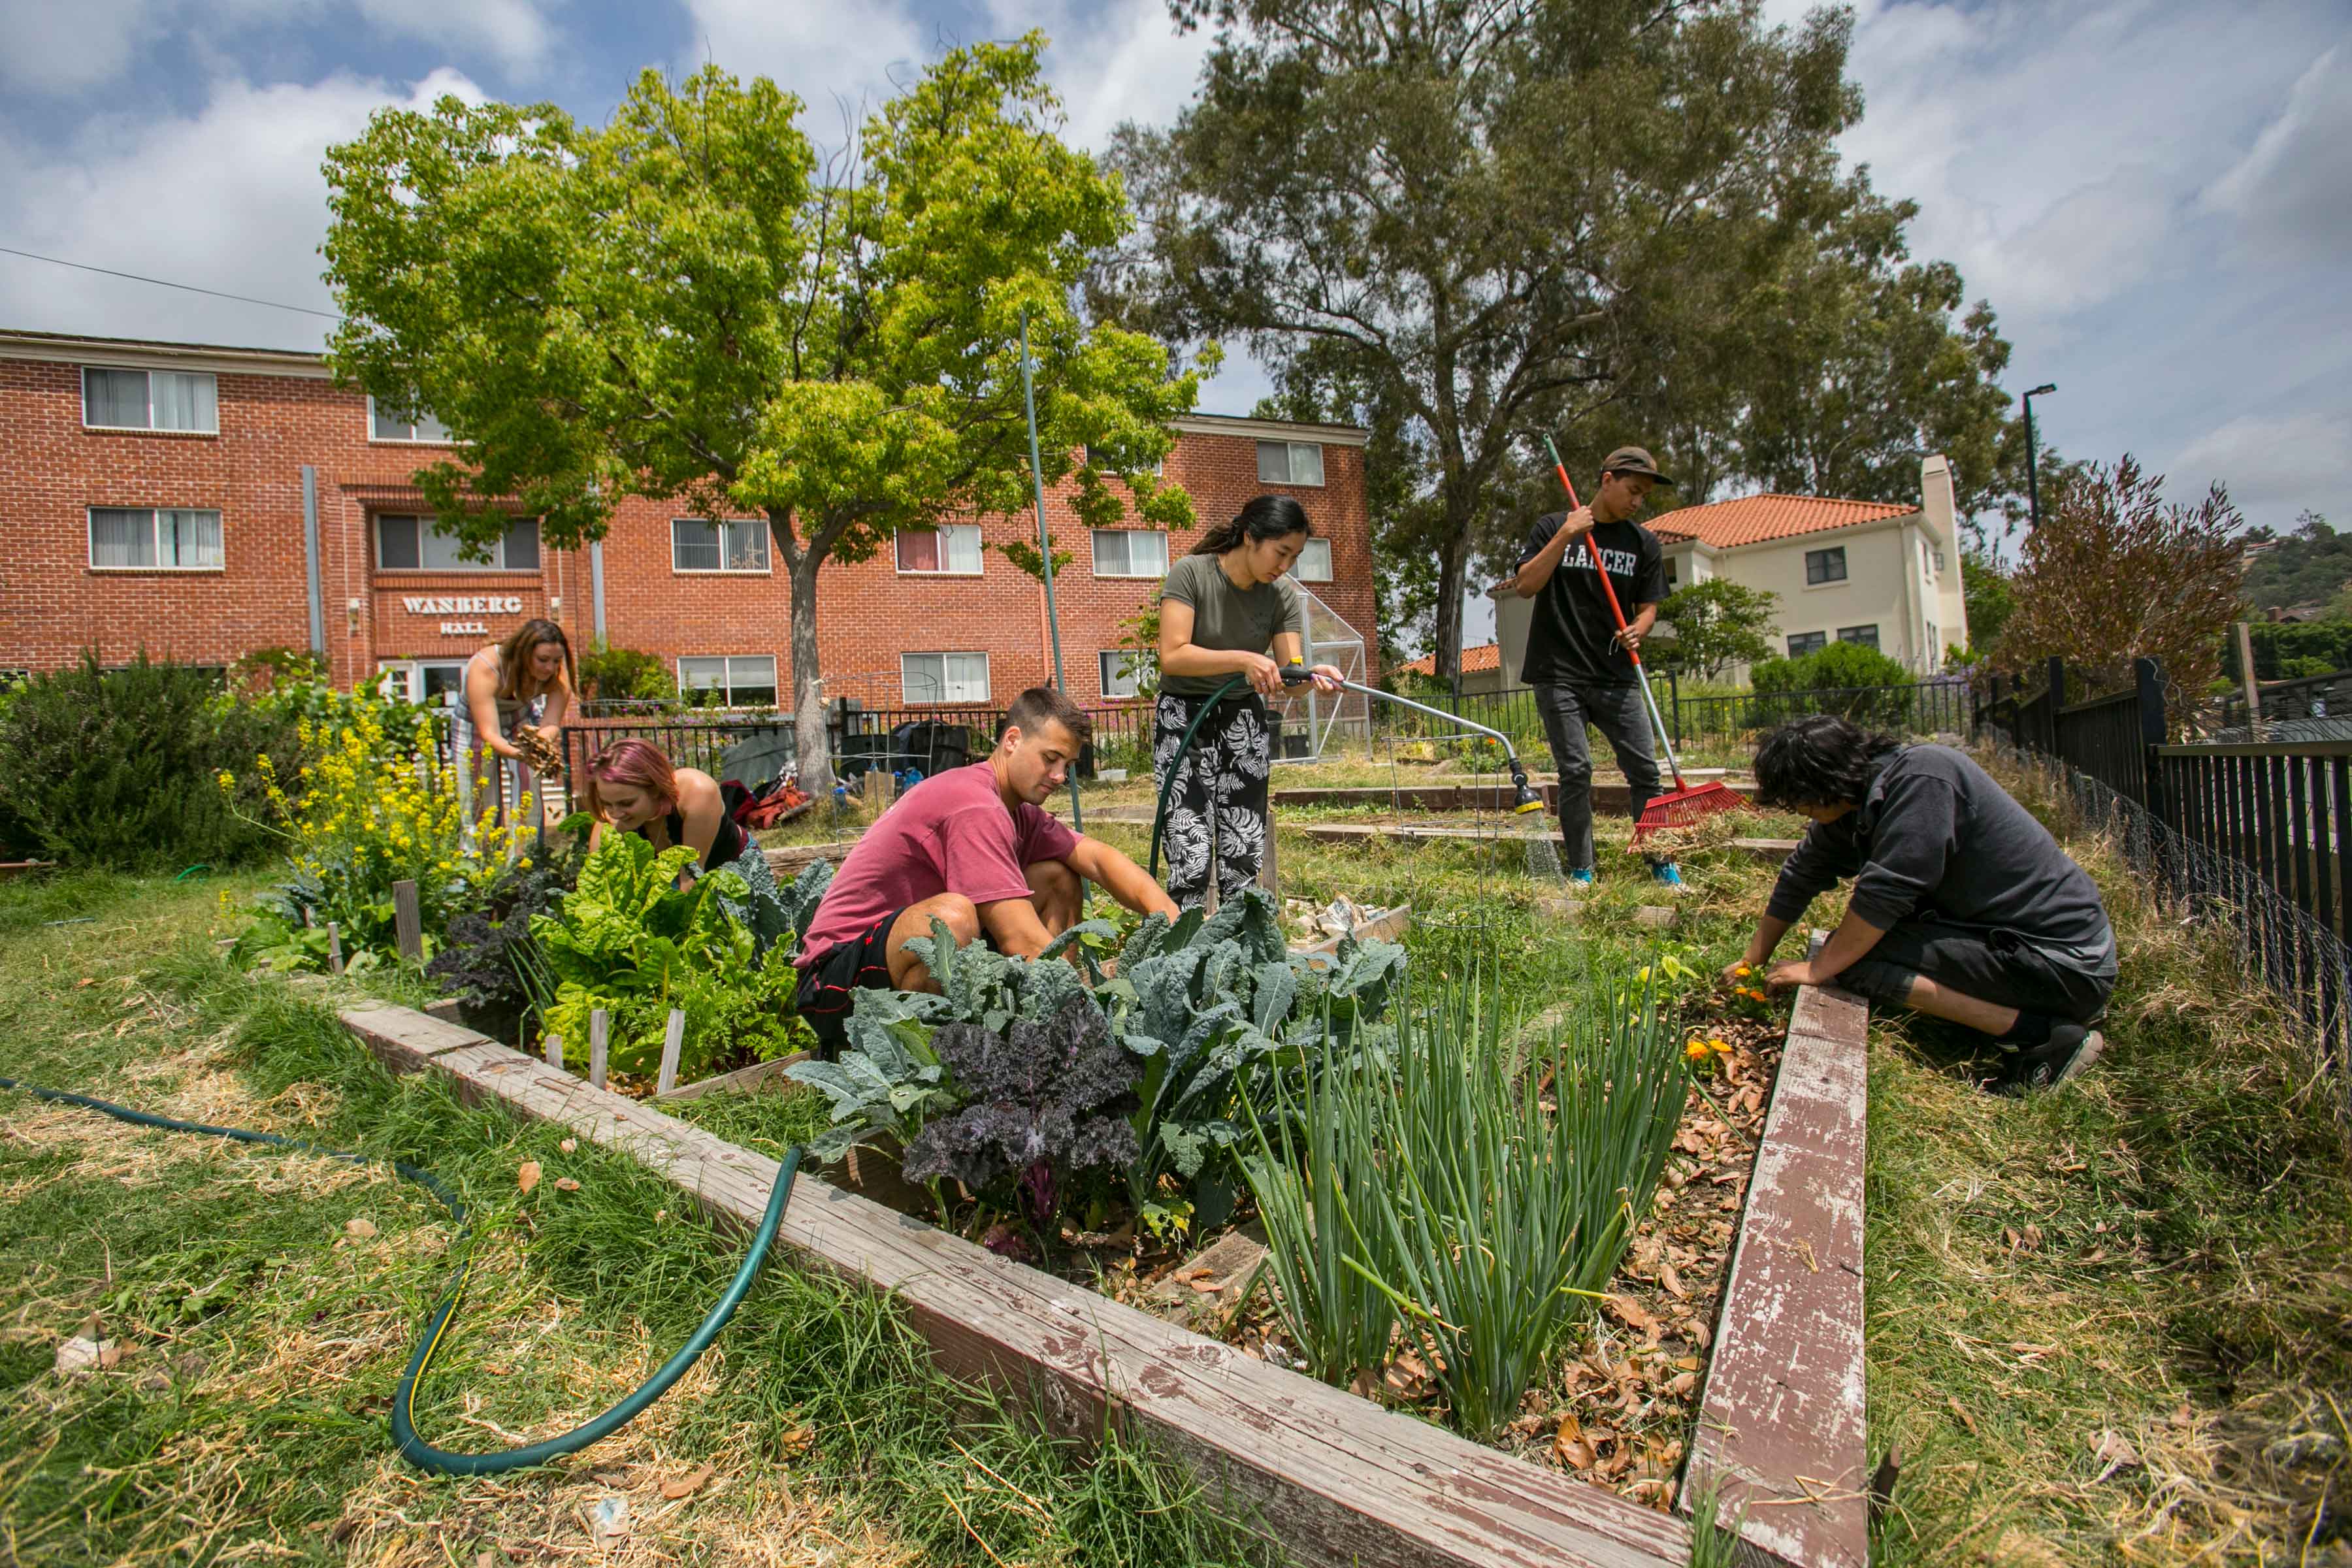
[3,0,2345,573]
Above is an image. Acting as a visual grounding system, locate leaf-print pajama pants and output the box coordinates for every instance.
[1152,691,1272,910]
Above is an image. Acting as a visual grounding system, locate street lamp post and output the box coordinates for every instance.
[2023,383,2057,533]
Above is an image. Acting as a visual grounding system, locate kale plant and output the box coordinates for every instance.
[427,823,591,1041]
[900,996,1141,1231]
[789,890,1406,1241]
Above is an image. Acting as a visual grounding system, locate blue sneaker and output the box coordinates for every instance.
[1650,862,1684,887]
[1567,868,1596,886]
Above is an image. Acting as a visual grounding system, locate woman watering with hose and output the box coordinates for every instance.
[1154,496,1343,909]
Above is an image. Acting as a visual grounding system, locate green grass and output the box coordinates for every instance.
[19,745,2347,1565]
[1863,761,2352,1565]
[0,873,1278,1567]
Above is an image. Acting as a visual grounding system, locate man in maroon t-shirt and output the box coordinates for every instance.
[794,685,1179,1054]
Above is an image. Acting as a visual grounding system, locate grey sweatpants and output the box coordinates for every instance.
[1535,681,1661,870]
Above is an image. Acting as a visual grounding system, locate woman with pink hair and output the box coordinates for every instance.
[582,738,792,952]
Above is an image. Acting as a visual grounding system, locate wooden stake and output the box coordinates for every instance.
[392,879,423,962]
[657,1007,685,1096]
[588,1008,609,1090]
[2236,621,2262,732]
[545,1032,564,1071]
[325,921,344,975]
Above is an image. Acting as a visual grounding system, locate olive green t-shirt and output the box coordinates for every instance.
[1158,551,1305,698]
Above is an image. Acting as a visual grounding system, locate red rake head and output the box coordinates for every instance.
[1632,780,1748,841]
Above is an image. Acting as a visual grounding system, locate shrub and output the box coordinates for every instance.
[1749,640,1917,728]
[578,640,675,704]
[225,700,534,972]
[0,655,301,871]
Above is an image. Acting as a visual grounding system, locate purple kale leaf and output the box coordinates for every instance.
[902,996,1141,1228]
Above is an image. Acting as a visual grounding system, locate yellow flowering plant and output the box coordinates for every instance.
[224,700,538,971]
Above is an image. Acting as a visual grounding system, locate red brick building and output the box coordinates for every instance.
[0,329,1377,711]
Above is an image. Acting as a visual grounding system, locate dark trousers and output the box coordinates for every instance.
[1836,917,2114,1026]
[1534,681,1661,870]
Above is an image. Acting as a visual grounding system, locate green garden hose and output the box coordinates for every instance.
[1146,668,1544,881]
[0,1071,800,1476]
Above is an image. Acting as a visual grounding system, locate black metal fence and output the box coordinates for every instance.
[1671,679,1972,741]
[1978,656,2351,1126]
[560,699,1156,792]
[2219,666,2352,731]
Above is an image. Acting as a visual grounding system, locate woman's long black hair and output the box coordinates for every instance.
[1753,714,1903,808]
[1189,495,1313,557]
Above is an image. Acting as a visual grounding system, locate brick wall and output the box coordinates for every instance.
[0,336,1379,706]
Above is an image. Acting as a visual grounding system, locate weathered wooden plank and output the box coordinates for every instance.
[1275,777,1744,814]
[653,1052,809,1104]
[340,1004,1688,1568]
[655,1008,685,1097]
[1301,822,1549,849]
[761,840,862,875]
[1684,970,1869,1568]
[1731,838,1803,864]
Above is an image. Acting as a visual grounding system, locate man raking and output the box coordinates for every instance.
[1511,444,1680,886]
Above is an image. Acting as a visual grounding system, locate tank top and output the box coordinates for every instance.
[632,808,746,870]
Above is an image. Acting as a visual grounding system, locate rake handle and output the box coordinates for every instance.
[1539,434,1688,792]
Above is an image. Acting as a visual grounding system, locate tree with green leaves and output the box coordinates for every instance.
[1095,0,1868,681]
[1994,455,2244,724]
[323,39,1200,787]
[1652,579,1779,680]
[1708,186,2025,523]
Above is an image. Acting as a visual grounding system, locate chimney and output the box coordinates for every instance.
[1919,453,1957,544]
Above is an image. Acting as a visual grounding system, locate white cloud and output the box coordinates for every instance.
[2172,412,2352,528]
[2202,46,2352,263]
[674,0,929,131]
[0,0,159,93]
[0,0,549,95]
[0,69,485,350]
[974,0,1215,152]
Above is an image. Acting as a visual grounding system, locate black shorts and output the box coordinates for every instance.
[794,911,900,1057]
[1837,917,2114,1025]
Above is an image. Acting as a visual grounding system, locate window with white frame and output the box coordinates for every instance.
[1663,555,1680,590]
[1099,649,1145,698]
[902,652,990,704]
[677,655,777,706]
[368,397,453,442]
[1091,529,1169,578]
[896,525,983,575]
[1288,537,1333,582]
[1837,623,1880,649]
[82,367,217,433]
[1935,546,1947,574]
[376,660,471,704]
[670,517,770,572]
[1805,546,1848,585]
[375,514,541,571]
[1256,440,1325,486]
[1788,630,1827,657]
[88,507,223,570]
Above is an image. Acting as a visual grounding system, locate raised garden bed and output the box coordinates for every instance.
[1273,778,1748,814]
[334,955,1868,1568]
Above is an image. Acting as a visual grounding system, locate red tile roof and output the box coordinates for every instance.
[1400,642,1501,679]
[1646,493,1918,550]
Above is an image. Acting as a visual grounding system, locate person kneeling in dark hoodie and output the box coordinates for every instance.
[1729,714,2117,1093]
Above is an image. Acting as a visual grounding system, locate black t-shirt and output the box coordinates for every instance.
[1516,512,1668,687]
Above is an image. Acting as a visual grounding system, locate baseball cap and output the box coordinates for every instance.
[1601,445,1674,486]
